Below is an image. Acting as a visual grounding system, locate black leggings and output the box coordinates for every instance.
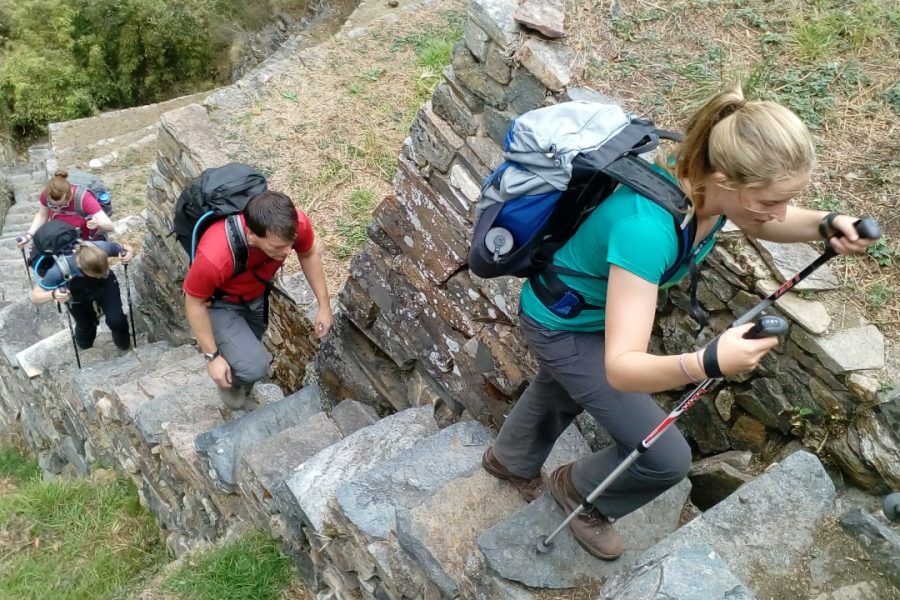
[68,273,130,351]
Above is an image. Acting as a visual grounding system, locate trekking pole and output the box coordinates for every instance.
[19,247,31,283]
[63,301,82,370]
[535,217,882,554]
[123,262,137,348]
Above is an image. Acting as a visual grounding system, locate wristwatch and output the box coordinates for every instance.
[203,350,220,362]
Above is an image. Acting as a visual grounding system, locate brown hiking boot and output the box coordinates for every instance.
[482,447,546,502]
[219,384,248,410]
[549,463,624,560]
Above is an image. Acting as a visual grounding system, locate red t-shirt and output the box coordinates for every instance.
[39,186,103,240]
[183,210,315,302]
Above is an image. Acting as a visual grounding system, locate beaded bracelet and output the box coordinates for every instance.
[678,353,701,383]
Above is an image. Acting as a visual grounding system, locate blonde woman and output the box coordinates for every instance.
[481,86,876,560]
[15,170,114,249]
[30,239,134,351]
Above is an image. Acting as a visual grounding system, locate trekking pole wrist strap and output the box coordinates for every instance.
[702,337,724,379]
[818,212,840,239]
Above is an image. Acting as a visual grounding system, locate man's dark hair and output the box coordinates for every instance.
[244,191,297,240]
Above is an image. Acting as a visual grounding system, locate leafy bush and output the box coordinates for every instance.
[0,0,230,135]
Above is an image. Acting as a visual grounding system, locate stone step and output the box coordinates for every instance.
[237,398,378,527]
[476,477,691,592]
[332,420,521,599]
[0,300,72,367]
[0,246,30,261]
[595,450,836,598]
[15,325,125,378]
[194,384,322,490]
[275,406,438,538]
[326,422,591,599]
[54,125,159,171]
[3,213,36,226]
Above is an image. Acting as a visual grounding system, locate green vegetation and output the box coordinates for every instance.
[0,449,167,599]
[164,530,294,600]
[0,0,318,137]
[335,186,378,258]
[865,282,893,308]
[867,237,898,268]
[0,447,40,482]
[392,10,464,108]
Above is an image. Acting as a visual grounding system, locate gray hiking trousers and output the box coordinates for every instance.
[208,297,270,391]
[492,314,691,519]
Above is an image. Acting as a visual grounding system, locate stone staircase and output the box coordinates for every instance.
[0,145,51,308]
[6,299,894,599]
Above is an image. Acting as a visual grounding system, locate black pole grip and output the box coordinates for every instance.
[743,315,789,339]
[853,217,881,241]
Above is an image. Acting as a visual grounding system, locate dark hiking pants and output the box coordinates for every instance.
[69,273,130,351]
[492,313,691,519]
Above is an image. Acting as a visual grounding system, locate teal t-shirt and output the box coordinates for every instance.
[520,167,719,332]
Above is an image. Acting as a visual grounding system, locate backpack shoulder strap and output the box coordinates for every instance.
[224,214,249,278]
[55,255,75,281]
[73,185,87,218]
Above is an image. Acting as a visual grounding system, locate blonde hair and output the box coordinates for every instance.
[674,85,816,208]
[44,170,71,203]
[75,243,109,278]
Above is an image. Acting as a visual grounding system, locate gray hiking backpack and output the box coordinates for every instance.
[468,100,723,325]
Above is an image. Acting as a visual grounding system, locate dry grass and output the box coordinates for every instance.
[216,0,466,293]
[565,0,900,344]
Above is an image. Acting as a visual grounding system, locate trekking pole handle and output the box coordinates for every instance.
[849,217,881,242]
[743,315,788,339]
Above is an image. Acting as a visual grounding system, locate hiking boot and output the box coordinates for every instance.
[548,463,624,560]
[219,385,248,410]
[482,447,546,502]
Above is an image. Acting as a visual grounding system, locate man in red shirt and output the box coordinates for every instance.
[183,191,332,409]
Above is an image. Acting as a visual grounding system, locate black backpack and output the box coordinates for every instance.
[172,163,268,277]
[28,221,81,278]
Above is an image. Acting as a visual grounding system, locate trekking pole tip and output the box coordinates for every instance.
[884,492,900,522]
[535,536,553,554]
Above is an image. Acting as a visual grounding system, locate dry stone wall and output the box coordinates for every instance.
[326,0,900,493]
[134,103,320,391]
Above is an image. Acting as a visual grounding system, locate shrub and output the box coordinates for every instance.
[0,0,230,135]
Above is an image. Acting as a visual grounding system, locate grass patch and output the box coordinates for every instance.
[865,282,894,308]
[0,471,167,599]
[334,187,378,259]
[867,237,898,268]
[393,10,464,108]
[810,190,850,214]
[0,448,40,484]
[164,530,293,600]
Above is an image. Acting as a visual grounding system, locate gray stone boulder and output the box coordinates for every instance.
[839,508,900,588]
[640,451,836,591]
[194,384,323,488]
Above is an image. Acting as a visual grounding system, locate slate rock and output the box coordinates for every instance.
[516,38,579,91]
[595,543,755,600]
[515,0,566,39]
[281,406,437,531]
[337,420,494,540]
[839,508,900,588]
[791,325,885,373]
[329,399,378,437]
[468,0,520,47]
[643,450,836,588]
[194,384,322,487]
[752,239,839,290]
[478,478,691,588]
[688,451,754,510]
